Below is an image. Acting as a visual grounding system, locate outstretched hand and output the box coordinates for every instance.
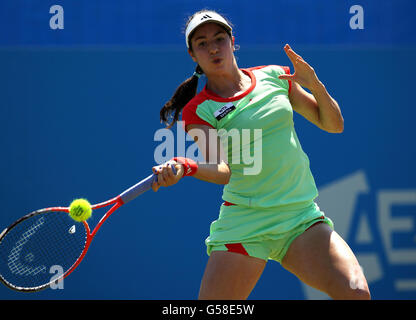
[278,44,321,91]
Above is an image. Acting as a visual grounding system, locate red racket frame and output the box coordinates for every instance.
[0,163,177,291]
[50,195,125,282]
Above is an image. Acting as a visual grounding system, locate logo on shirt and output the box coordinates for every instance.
[214,102,236,120]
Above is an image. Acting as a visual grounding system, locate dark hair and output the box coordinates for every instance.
[159,10,233,129]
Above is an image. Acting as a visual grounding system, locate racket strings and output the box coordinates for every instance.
[0,211,87,291]
[7,216,46,276]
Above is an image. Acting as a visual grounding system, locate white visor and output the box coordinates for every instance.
[185,11,232,48]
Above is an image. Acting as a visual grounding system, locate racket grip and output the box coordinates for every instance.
[119,163,177,204]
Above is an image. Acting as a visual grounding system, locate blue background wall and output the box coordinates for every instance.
[0,0,415,300]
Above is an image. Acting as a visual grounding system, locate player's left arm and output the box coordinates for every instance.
[278,44,344,133]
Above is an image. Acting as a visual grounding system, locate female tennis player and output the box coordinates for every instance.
[152,10,370,300]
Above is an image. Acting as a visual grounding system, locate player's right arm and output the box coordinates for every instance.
[187,124,231,184]
[151,124,231,192]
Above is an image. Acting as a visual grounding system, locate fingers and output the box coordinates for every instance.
[283,44,305,67]
[153,164,172,188]
[284,44,302,60]
[151,161,183,192]
[151,165,162,192]
[151,180,160,192]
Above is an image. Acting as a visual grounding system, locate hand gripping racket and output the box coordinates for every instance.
[0,164,176,292]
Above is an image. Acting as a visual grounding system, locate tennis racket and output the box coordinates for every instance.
[0,164,177,292]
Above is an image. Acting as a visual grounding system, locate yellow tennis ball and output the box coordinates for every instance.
[69,198,92,222]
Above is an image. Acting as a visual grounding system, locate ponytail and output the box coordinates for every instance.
[160,65,203,129]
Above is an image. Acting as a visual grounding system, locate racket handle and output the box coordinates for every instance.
[119,163,177,204]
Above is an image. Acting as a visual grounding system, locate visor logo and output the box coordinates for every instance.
[201,14,212,20]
